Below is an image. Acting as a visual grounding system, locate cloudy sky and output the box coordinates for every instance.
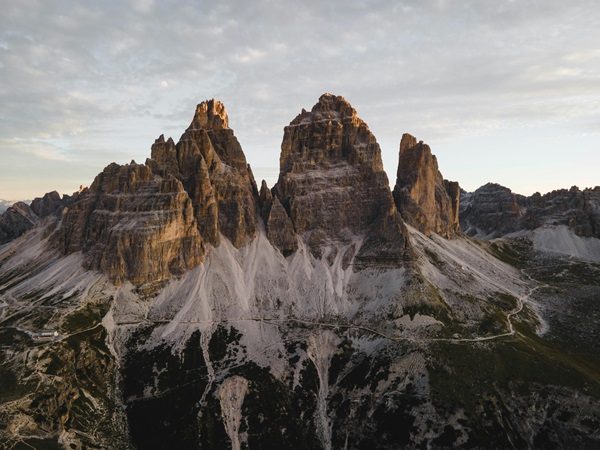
[1,0,599,200]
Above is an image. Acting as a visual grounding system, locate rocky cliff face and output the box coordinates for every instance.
[393,133,460,238]
[461,183,600,238]
[271,93,411,263]
[528,186,600,238]
[147,99,258,248]
[30,191,65,217]
[57,163,205,286]
[56,100,259,286]
[0,191,71,244]
[460,183,526,238]
[0,202,38,244]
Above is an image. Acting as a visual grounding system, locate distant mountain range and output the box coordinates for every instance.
[0,94,598,449]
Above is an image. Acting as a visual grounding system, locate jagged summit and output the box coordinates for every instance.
[393,133,460,238]
[58,100,258,285]
[4,95,477,285]
[280,94,384,173]
[271,94,410,262]
[398,132,420,156]
[188,98,229,131]
[461,182,600,239]
[290,93,358,124]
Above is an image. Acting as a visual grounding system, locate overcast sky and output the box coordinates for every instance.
[1,0,599,200]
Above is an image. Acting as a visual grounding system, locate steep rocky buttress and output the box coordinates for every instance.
[56,99,259,287]
[266,93,412,265]
[393,133,461,238]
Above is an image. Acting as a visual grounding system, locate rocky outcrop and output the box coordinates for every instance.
[460,183,526,238]
[0,202,38,244]
[57,100,258,286]
[272,93,411,263]
[528,186,600,238]
[58,162,204,286]
[147,99,258,247]
[461,183,600,238]
[31,191,64,217]
[393,133,460,238]
[257,180,297,256]
[266,197,297,256]
[0,191,73,244]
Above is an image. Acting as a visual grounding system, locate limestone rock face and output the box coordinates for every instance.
[460,183,525,238]
[266,197,297,256]
[56,99,258,286]
[58,162,204,286]
[528,186,600,238]
[273,93,411,263]
[445,180,461,229]
[258,179,273,222]
[30,191,64,217]
[461,183,600,238]
[0,191,72,244]
[189,99,229,130]
[0,202,38,244]
[393,133,461,238]
[147,99,258,247]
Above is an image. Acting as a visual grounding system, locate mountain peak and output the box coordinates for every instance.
[314,92,353,111]
[399,133,419,156]
[394,133,460,238]
[188,98,229,131]
[289,93,358,128]
[272,94,409,262]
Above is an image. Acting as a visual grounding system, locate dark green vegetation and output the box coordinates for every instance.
[0,288,128,449]
[1,236,599,448]
[428,335,600,448]
[122,325,323,450]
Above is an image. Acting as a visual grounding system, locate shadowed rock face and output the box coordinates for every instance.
[461,183,600,238]
[393,133,460,238]
[272,93,411,263]
[0,202,38,244]
[460,183,525,238]
[30,191,63,217]
[0,191,72,244]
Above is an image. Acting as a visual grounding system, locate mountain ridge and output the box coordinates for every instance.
[0,94,599,449]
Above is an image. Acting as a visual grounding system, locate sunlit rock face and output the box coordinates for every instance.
[147,99,259,248]
[55,100,260,286]
[56,162,205,286]
[393,133,461,239]
[272,93,411,263]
